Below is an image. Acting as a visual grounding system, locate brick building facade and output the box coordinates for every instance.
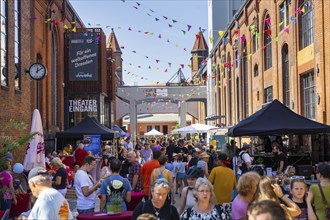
[0,0,33,160]
[207,0,329,127]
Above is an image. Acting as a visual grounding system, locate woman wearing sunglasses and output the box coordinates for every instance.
[132,179,179,220]
[180,178,231,220]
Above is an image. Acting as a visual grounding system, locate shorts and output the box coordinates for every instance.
[176,172,186,180]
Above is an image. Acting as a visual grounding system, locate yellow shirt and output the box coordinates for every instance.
[208,166,236,204]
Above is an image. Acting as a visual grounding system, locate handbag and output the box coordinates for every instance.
[317,183,330,219]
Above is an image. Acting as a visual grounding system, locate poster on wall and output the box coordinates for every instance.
[69,32,99,81]
[83,135,101,155]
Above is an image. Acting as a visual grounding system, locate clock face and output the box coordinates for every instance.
[29,63,47,80]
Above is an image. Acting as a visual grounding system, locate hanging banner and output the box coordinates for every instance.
[83,135,101,155]
[69,32,99,81]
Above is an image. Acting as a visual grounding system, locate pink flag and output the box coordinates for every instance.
[284,28,289,34]
[265,17,271,26]
[180,64,184,69]
[158,34,161,38]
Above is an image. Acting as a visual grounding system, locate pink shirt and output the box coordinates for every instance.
[232,197,248,220]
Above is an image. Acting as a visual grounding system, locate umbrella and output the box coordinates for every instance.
[23,109,45,171]
[171,123,219,134]
[144,129,164,136]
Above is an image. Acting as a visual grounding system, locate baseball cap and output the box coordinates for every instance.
[28,167,49,181]
[173,153,178,157]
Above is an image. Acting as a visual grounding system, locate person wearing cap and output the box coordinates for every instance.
[166,139,176,163]
[197,152,210,178]
[50,157,68,197]
[208,153,236,204]
[27,167,73,219]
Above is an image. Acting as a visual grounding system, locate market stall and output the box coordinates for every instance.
[228,99,330,169]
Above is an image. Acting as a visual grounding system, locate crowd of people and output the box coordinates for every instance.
[0,136,330,220]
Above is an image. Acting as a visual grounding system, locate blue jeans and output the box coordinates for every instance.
[77,208,94,214]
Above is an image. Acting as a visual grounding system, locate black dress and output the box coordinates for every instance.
[131,199,180,220]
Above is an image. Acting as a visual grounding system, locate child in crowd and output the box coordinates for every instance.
[282,165,296,193]
[289,177,317,220]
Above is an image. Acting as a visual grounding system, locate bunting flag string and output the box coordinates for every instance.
[121,0,206,36]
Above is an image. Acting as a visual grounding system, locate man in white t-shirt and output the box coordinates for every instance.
[27,167,73,220]
[74,156,102,214]
[238,144,253,174]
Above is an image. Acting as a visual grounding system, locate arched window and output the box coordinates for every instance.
[236,77,240,121]
[299,0,314,49]
[282,44,290,108]
[263,14,272,70]
[254,64,258,77]
[227,53,232,125]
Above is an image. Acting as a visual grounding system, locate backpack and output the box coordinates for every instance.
[106,177,125,204]
[238,151,248,173]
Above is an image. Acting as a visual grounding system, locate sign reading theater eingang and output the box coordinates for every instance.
[69,32,98,81]
[69,99,98,112]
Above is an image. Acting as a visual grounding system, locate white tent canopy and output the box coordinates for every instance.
[144,128,164,136]
[171,123,219,134]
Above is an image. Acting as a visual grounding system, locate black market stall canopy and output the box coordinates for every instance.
[56,116,118,139]
[228,99,330,137]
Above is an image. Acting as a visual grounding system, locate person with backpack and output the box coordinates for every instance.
[99,159,132,212]
[178,167,204,215]
[197,152,210,178]
[132,178,180,220]
[150,155,175,205]
[180,177,232,220]
[238,144,253,175]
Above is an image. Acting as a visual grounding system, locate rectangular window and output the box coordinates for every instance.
[147,125,152,132]
[279,0,290,31]
[252,34,258,54]
[264,86,273,103]
[162,125,168,135]
[264,42,272,70]
[302,72,315,119]
[14,0,20,90]
[301,1,314,49]
[155,125,160,131]
[0,0,8,86]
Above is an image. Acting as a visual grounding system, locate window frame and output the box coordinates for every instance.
[14,0,21,90]
[300,0,314,49]
[263,14,272,71]
[302,71,315,119]
[0,0,8,87]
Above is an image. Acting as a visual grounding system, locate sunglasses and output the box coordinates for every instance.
[37,169,49,176]
[290,176,306,184]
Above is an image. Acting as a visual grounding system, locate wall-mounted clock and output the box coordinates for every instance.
[29,63,47,80]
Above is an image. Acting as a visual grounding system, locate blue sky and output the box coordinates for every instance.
[70,0,208,86]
